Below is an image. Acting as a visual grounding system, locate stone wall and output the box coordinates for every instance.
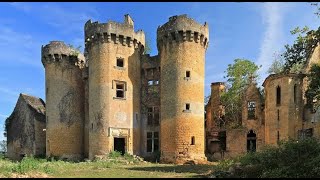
[85,15,145,159]
[6,94,45,161]
[158,14,209,164]
[42,41,85,161]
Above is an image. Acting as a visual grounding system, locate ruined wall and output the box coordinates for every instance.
[263,74,304,145]
[241,82,265,151]
[207,82,225,132]
[225,128,247,159]
[158,14,209,164]
[140,55,160,159]
[85,15,145,159]
[6,94,45,161]
[42,41,86,160]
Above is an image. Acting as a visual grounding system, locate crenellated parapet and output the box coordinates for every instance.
[41,41,85,69]
[157,14,209,49]
[84,14,145,51]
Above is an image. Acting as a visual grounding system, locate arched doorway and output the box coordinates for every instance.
[247,130,256,152]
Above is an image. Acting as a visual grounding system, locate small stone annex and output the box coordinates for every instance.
[5,14,320,164]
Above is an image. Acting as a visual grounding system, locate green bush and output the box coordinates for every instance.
[108,151,122,159]
[221,138,320,178]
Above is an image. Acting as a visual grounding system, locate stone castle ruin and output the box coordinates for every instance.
[5,14,320,163]
[6,14,209,164]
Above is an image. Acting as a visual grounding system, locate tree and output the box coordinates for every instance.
[221,59,261,128]
[0,140,6,153]
[268,52,285,74]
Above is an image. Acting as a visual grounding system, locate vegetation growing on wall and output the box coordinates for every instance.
[221,59,261,128]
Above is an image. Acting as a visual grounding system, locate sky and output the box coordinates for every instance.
[0,2,319,141]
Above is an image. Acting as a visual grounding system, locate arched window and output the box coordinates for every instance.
[276,86,281,105]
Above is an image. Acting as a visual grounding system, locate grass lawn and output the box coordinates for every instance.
[0,156,217,178]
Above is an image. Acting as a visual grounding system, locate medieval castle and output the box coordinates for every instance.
[5,14,320,164]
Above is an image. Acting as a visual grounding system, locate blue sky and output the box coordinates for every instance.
[0,2,319,141]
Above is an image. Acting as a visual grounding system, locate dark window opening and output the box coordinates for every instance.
[247,130,256,152]
[247,101,256,119]
[186,103,190,110]
[276,86,281,105]
[147,132,159,152]
[147,107,160,126]
[116,83,125,98]
[186,71,190,78]
[277,109,280,121]
[277,131,280,144]
[117,58,124,67]
[218,131,227,151]
[191,136,195,145]
[91,123,93,130]
[294,84,297,103]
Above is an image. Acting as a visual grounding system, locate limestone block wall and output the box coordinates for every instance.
[158,14,209,164]
[42,41,86,160]
[85,15,145,159]
[263,74,304,145]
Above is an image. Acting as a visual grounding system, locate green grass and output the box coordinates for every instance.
[0,155,215,178]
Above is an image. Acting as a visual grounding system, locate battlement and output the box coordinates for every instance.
[41,41,85,69]
[157,14,209,49]
[84,14,145,49]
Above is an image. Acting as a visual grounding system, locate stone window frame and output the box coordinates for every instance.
[183,103,191,113]
[247,101,256,120]
[146,131,159,153]
[112,80,127,100]
[184,70,191,81]
[114,57,126,70]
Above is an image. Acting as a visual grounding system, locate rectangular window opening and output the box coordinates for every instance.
[247,101,256,119]
[186,103,190,110]
[191,136,195,145]
[116,83,125,98]
[117,58,124,67]
[186,71,190,78]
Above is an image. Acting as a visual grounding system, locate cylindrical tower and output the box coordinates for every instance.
[41,41,86,160]
[85,14,145,160]
[157,15,209,164]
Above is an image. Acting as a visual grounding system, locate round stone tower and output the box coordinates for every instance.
[41,41,86,160]
[85,14,145,160]
[157,14,209,164]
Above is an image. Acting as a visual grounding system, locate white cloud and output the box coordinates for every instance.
[256,2,286,84]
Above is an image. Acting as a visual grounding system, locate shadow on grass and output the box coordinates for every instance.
[127,164,214,178]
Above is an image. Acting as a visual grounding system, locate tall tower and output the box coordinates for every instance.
[85,15,145,159]
[41,41,86,160]
[157,15,209,164]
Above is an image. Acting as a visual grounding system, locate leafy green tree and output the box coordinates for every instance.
[221,59,261,128]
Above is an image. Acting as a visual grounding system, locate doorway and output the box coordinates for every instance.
[247,130,256,152]
[114,138,125,155]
